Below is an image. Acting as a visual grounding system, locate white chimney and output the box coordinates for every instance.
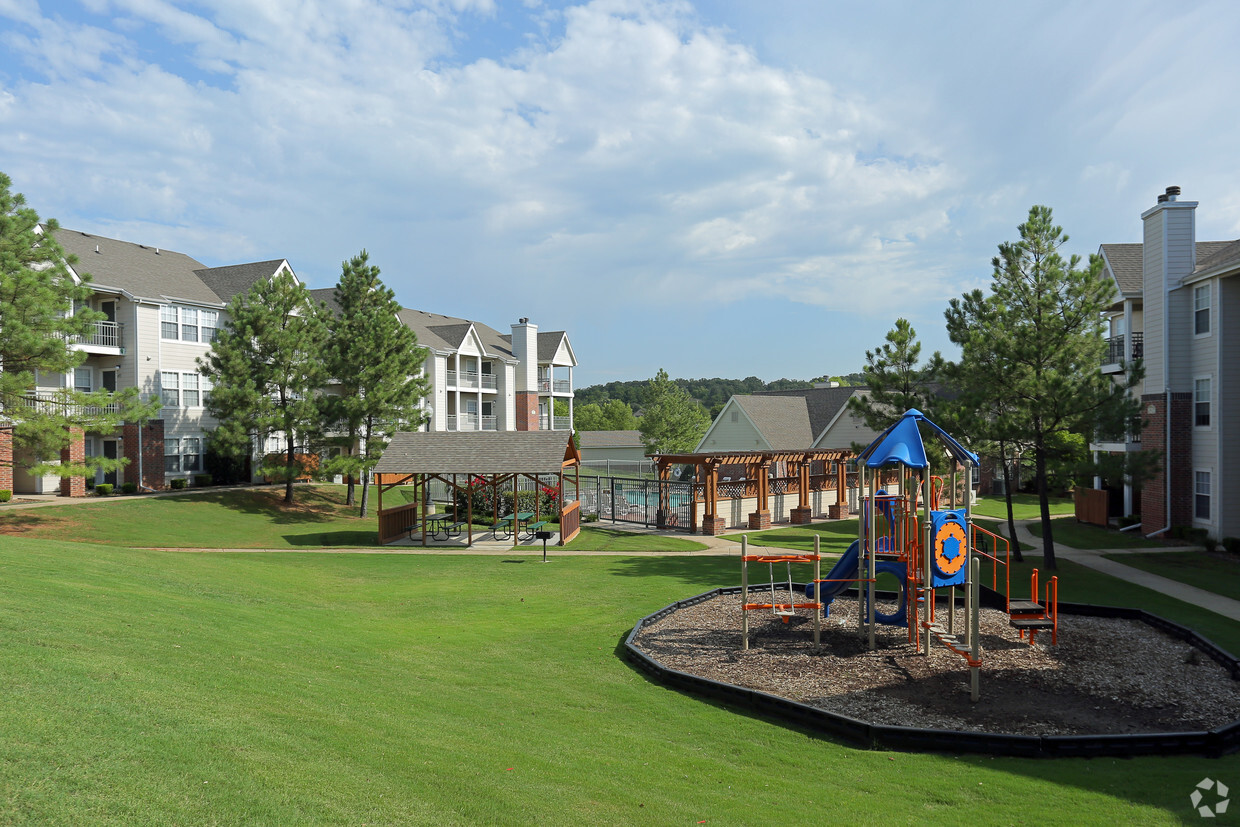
[512,318,538,393]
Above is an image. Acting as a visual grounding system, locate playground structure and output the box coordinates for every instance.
[738,409,1059,702]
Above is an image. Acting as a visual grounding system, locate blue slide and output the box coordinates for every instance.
[803,540,908,626]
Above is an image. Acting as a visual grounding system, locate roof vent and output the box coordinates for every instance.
[518,317,529,324]
[155,248,160,254]
[95,245,100,253]
[1166,185,1181,196]
[1157,194,1168,203]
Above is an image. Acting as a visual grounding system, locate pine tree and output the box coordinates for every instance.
[319,250,428,516]
[949,206,1141,570]
[199,270,328,505]
[847,318,942,433]
[0,172,157,483]
[637,369,710,454]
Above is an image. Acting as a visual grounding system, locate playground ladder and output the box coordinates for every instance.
[1008,568,1058,645]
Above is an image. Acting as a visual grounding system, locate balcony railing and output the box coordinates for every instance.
[16,389,121,417]
[445,371,498,391]
[1103,332,1143,365]
[540,415,572,430]
[481,415,497,430]
[537,378,572,394]
[73,320,124,350]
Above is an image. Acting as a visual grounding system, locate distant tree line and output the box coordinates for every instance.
[576,373,864,420]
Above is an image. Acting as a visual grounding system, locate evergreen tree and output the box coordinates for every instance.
[0,172,157,483]
[947,206,1141,570]
[200,270,328,505]
[637,368,710,454]
[848,317,943,432]
[319,250,429,515]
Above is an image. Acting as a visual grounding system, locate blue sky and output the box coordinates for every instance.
[3,0,1239,386]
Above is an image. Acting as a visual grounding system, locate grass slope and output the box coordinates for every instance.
[972,493,1074,520]
[1102,551,1240,603]
[0,537,1232,824]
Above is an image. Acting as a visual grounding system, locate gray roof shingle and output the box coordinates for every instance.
[1195,240,1240,274]
[396,308,515,359]
[374,430,576,475]
[578,430,643,449]
[53,227,223,305]
[731,395,814,449]
[1100,243,1143,296]
[195,260,288,305]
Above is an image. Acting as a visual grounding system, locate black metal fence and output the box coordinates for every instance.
[578,475,695,531]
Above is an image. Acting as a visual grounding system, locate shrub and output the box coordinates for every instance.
[194,474,213,487]
[0,489,11,503]
[204,432,250,485]
[1224,537,1240,555]
[261,453,319,483]
[582,512,599,523]
[96,483,114,496]
[122,482,138,495]
[170,478,187,490]
[1186,527,1208,546]
[1203,535,1219,553]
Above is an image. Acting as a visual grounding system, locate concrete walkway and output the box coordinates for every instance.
[1011,518,1240,623]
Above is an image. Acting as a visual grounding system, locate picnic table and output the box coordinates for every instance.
[492,511,536,541]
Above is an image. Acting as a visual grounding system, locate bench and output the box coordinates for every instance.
[446,521,467,537]
[491,515,515,540]
[521,520,549,540]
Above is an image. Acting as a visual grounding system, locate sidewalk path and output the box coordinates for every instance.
[1012,519,1240,623]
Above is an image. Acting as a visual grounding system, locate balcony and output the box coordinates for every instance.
[1101,332,1142,373]
[1090,417,1143,452]
[540,415,572,430]
[17,389,121,418]
[538,378,572,394]
[72,321,125,354]
[481,415,497,431]
[446,371,498,391]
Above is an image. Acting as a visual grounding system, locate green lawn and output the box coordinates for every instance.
[972,493,1074,519]
[0,535,1234,824]
[719,519,859,555]
[1027,519,1165,550]
[1101,551,1240,602]
[0,486,704,552]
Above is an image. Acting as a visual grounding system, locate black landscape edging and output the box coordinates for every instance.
[624,585,1240,758]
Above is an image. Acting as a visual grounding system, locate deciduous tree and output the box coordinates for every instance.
[637,368,710,454]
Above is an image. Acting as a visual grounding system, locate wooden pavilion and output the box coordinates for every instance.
[373,431,582,546]
[653,448,853,535]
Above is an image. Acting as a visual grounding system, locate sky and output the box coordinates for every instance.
[3,0,1239,387]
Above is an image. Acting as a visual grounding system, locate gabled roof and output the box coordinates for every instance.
[578,430,643,449]
[195,260,291,305]
[1194,240,1240,275]
[52,227,223,305]
[1099,243,1143,296]
[308,287,340,314]
[397,308,516,360]
[374,430,578,475]
[538,331,576,365]
[731,395,813,450]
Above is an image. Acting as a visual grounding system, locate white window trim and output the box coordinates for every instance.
[1194,467,1213,525]
[1193,283,1212,339]
[161,304,218,345]
[1194,375,1212,430]
[160,371,208,409]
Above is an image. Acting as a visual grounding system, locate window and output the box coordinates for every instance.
[74,368,92,393]
[1196,471,1211,520]
[165,437,181,473]
[1195,378,1211,427]
[161,372,179,407]
[182,374,199,408]
[181,307,198,342]
[161,305,179,339]
[162,305,217,342]
[1195,284,1211,335]
[182,437,201,472]
[201,310,218,343]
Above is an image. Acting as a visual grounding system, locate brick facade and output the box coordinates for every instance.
[699,515,726,535]
[515,391,540,431]
[1140,393,1193,533]
[747,510,772,530]
[0,426,12,493]
[59,427,87,497]
[122,420,166,491]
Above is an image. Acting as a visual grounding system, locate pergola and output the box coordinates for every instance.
[654,448,853,534]
[373,431,582,546]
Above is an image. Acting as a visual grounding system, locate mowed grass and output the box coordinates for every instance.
[972,493,1074,519]
[1102,551,1240,603]
[719,519,860,556]
[0,537,1234,824]
[1027,519,1165,550]
[0,486,705,552]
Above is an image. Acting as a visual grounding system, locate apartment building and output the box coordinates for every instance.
[1095,186,1240,539]
[6,228,577,495]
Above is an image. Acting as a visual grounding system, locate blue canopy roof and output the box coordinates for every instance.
[857,409,979,469]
